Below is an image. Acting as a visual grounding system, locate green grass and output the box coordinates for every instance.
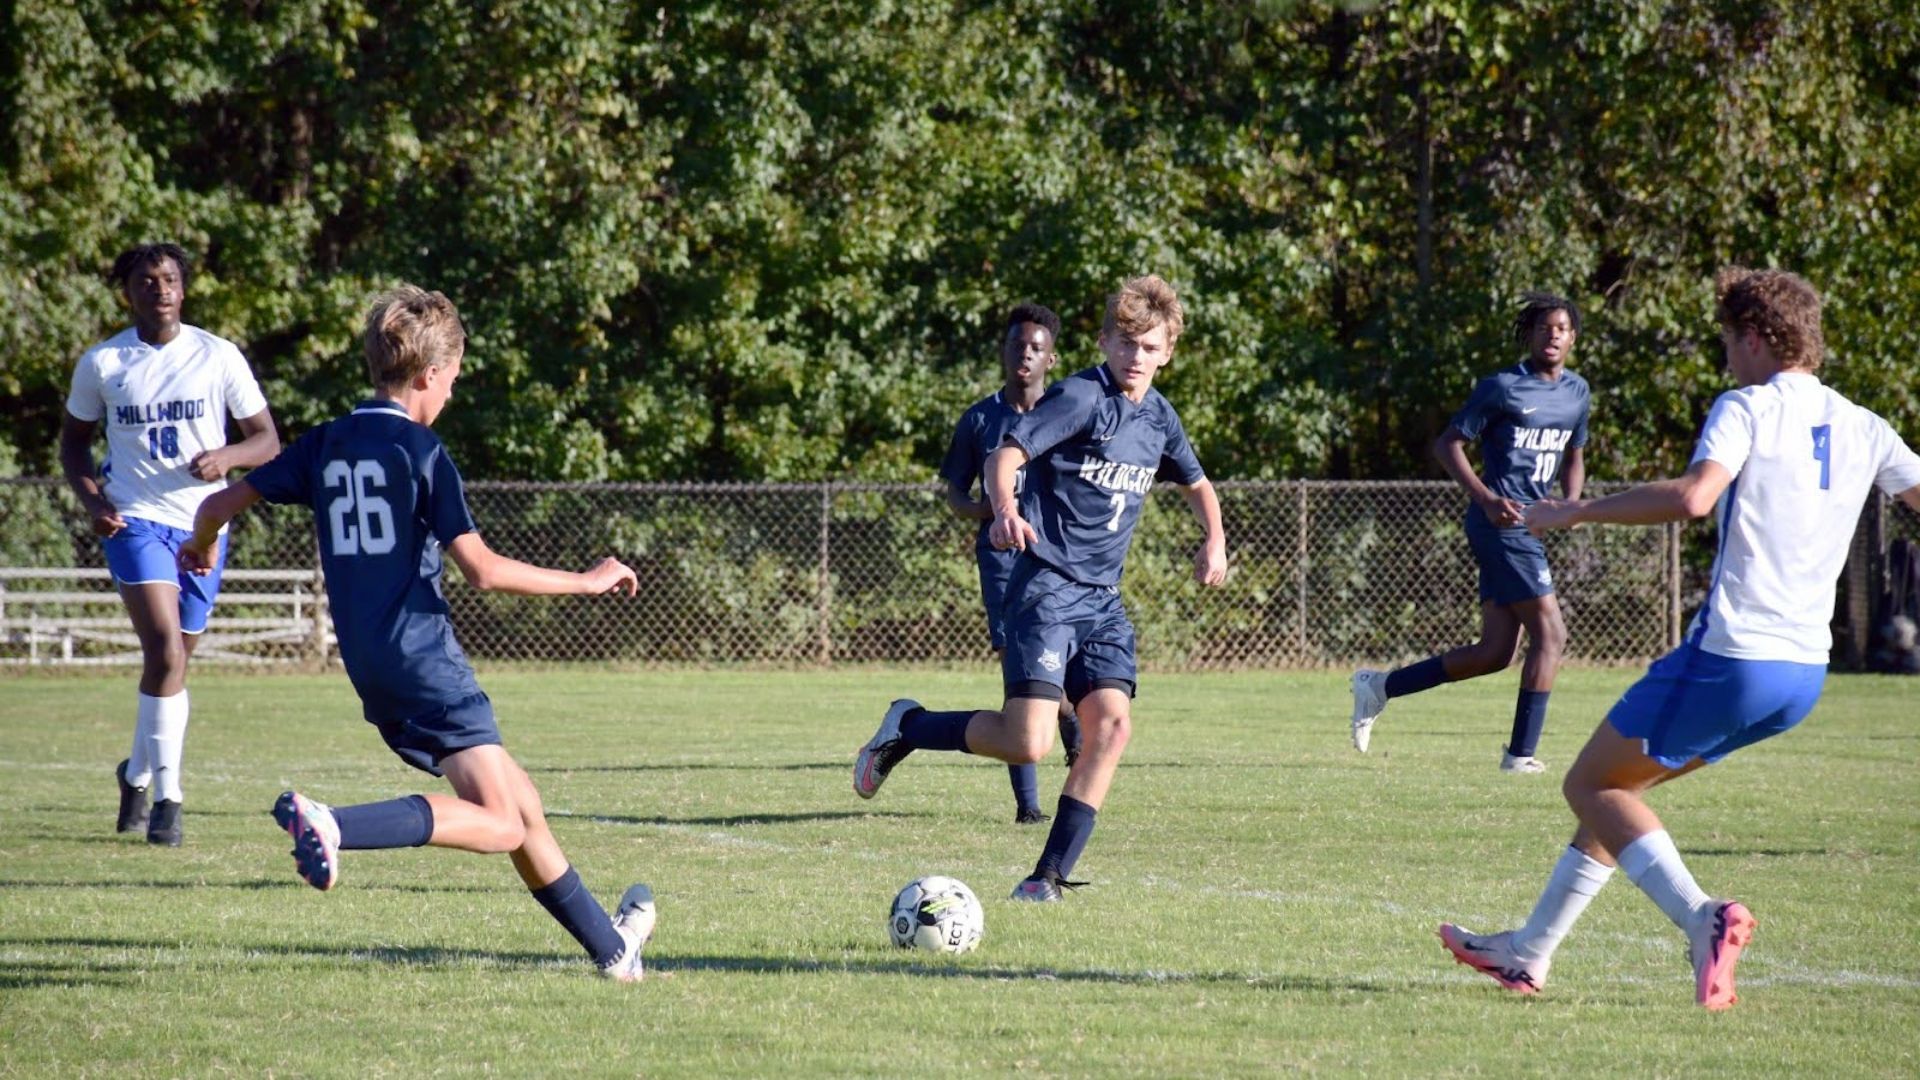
[2,668,1917,1077]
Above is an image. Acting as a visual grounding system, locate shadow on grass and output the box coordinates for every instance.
[531,762,846,773]
[564,809,926,828]
[0,936,1400,993]
[0,878,506,895]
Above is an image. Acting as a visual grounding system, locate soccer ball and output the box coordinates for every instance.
[888,876,984,955]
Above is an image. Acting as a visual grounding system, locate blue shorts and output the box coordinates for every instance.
[1000,558,1137,704]
[369,692,502,777]
[1465,516,1554,606]
[103,517,229,634]
[977,545,1019,651]
[1607,642,1826,769]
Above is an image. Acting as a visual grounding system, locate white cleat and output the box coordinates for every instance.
[1349,669,1388,753]
[599,883,657,983]
[853,699,917,799]
[1500,750,1548,774]
[1437,924,1549,994]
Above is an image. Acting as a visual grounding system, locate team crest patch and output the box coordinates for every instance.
[1537,568,1552,585]
[1038,649,1063,673]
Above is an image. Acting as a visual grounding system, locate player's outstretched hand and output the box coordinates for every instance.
[187,447,241,482]
[583,557,639,596]
[1525,499,1580,536]
[177,540,216,576]
[989,510,1037,552]
[1193,542,1228,587]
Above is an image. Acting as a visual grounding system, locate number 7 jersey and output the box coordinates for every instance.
[243,400,485,719]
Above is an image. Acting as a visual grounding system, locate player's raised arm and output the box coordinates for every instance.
[1179,477,1228,586]
[1527,459,1732,535]
[446,532,638,596]
[188,407,281,482]
[178,481,263,575]
[985,443,1036,551]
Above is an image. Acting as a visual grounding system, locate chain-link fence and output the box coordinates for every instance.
[2,476,1704,669]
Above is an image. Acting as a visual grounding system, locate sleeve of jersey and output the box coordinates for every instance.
[937,412,977,490]
[65,351,105,422]
[243,430,315,506]
[1689,393,1754,476]
[1448,377,1500,439]
[221,342,270,420]
[1571,384,1591,449]
[424,445,479,546]
[1871,417,1920,496]
[1007,381,1093,460]
[1155,410,1206,485]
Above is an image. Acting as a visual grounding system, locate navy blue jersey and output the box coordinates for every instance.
[1006,365,1206,587]
[940,390,1027,564]
[1451,362,1590,518]
[244,400,484,720]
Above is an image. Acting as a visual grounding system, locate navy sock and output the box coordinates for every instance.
[530,866,625,966]
[1508,689,1551,757]
[1384,656,1449,699]
[334,795,434,850]
[1008,764,1040,814]
[899,708,975,753]
[1057,710,1083,759]
[1033,795,1097,881]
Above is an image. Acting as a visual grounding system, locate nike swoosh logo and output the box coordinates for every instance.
[1521,407,1539,415]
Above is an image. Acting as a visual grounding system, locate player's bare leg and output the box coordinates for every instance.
[1012,688,1130,902]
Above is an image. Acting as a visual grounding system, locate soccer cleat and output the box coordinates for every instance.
[1014,807,1051,826]
[1350,668,1388,752]
[272,790,341,892]
[1500,750,1548,774]
[853,698,918,800]
[599,883,657,983]
[1438,924,1547,994]
[1689,900,1756,1011]
[1009,874,1084,902]
[146,799,182,846]
[116,759,150,834]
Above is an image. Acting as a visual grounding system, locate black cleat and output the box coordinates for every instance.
[116,759,150,834]
[1014,807,1051,826]
[146,799,182,846]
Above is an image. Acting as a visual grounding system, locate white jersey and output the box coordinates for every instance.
[1689,371,1920,663]
[65,324,269,531]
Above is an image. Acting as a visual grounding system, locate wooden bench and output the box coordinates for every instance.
[0,566,332,665]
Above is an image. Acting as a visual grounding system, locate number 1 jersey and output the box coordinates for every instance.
[244,400,484,720]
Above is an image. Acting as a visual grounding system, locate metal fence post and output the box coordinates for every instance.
[817,482,833,667]
[1296,479,1310,662]
[1667,520,1681,650]
[309,540,329,671]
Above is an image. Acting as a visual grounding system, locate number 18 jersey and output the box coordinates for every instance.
[243,400,484,720]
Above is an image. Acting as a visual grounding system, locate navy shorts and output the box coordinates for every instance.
[369,691,502,776]
[1465,515,1554,606]
[1000,557,1137,704]
[1607,642,1825,769]
[977,546,1019,651]
[103,516,229,634]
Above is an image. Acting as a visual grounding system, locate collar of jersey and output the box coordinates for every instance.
[351,399,411,417]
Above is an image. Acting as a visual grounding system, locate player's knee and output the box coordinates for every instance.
[1081,713,1131,754]
[473,808,527,853]
[146,636,188,678]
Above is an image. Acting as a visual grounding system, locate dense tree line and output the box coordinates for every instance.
[4,1,1917,483]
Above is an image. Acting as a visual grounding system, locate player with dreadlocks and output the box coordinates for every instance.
[1348,292,1591,772]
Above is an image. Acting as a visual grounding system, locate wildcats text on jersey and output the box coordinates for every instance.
[1077,457,1155,495]
[114,399,208,426]
[1511,427,1574,452]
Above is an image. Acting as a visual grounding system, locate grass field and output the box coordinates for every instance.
[2,667,1917,1077]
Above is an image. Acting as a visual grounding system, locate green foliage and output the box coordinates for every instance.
[5,1,1918,481]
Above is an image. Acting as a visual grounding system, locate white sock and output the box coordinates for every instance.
[127,693,162,789]
[147,689,190,804]
[1511,845,1615,963]
[1617,829,1711,932]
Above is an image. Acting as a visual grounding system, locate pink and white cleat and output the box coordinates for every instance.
[1438,924,1547,995]
[1689,900,1756,1011]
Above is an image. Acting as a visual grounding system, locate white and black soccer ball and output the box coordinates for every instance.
[888,875,984,955]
